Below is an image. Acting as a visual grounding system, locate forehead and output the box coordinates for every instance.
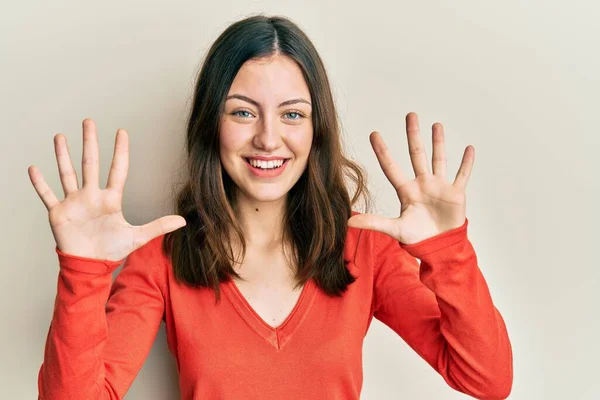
[228,55,311,102]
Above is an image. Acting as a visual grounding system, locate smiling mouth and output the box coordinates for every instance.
[244,158,290,170]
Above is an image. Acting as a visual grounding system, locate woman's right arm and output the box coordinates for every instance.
[38,236,166,400]
[29,118,186,400]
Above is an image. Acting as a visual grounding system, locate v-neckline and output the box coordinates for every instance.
[222,277,318,351]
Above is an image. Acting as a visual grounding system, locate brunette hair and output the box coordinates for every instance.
[163,14,370,302]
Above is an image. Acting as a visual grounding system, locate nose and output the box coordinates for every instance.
[252,116,282,151]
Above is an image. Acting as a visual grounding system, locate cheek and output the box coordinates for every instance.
[219,120,250,154]
[289,128,313,157]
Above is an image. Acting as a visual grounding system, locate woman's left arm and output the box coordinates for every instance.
[349,112,513,399]
[370,220,513,400]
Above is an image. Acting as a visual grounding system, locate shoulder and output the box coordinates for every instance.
[122,234,170,293]
[345,210,410,270]
[128,234,169,265]
[344,210,379,266]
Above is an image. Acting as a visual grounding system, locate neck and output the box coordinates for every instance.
[234,193,287,252]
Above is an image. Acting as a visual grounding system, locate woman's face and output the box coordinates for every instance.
[219,54,313,206]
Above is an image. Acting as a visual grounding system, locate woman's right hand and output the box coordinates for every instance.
[28,118,187,262]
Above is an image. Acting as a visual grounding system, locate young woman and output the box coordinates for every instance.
[31,15,513,400]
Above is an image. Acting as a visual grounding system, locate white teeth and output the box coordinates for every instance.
[248,158,285,169]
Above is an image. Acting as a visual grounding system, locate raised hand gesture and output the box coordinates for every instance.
[28,119,187,262]
[348,112,474,245]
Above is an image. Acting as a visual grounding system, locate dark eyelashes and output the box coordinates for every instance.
[230,110,306,120]
[231,110,253,118]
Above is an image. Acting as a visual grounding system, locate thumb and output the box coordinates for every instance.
[347,214,398,238]
[135,215,187,249]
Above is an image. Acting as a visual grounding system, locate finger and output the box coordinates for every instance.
[106,129,129,191]
[369,131,409,190]
[431,122,447,179]
[347,214,398,238]
[81,118,99,188]
[453,145,475,190]
[54,134,79,196]
[134,215,187,250]
[405,112,430,177]
[28,165,60,211]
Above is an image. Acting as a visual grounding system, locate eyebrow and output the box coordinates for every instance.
[225,94,311,108]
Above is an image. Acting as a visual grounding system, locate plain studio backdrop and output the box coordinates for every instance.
[1,1,598,399]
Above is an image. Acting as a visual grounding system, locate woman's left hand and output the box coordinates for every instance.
[347,112,474,245]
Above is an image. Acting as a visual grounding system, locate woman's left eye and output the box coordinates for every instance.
[284,112,304,120]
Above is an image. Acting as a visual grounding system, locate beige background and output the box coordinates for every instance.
[1,0,599,399]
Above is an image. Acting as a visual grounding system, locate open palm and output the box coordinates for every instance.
[28,119,186,262]
[348,112,473,245]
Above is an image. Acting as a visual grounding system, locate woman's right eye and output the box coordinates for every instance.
[231,110,253,118]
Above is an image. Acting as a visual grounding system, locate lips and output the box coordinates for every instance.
[243,156,290,161]
[243,157,289,168]
[243,156,291,169]
[243,157,290,177]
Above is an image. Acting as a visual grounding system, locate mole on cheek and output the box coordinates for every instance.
[255,208,259,211]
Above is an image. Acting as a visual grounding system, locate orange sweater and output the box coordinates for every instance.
[38,218,513,399]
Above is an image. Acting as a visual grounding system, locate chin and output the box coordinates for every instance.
[241,185,289,203]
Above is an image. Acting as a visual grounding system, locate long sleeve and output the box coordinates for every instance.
[38,237,166,400]
[372,219,513,400]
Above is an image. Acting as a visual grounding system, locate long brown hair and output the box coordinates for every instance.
[163,14,370,302]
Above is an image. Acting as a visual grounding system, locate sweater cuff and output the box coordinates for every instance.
[55,246,125,275]
[399,218,469,259]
